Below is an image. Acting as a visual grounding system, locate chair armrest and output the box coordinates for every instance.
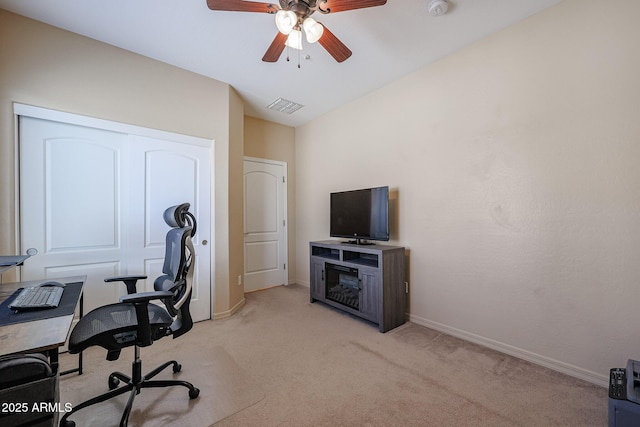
[105,275,148,282]
[119,291,174,347]
[119,291,173,304]
[105,275,148,294]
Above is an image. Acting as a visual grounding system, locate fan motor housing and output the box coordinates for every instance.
[280,0,327,17]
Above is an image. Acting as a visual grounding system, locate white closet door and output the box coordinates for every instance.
[126,134,211,321]
[20,117,130,312]
[19,116,212,320]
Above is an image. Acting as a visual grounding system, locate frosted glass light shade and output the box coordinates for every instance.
[302,18,324,43]
[275,10,297,35]
[285,29,303,50]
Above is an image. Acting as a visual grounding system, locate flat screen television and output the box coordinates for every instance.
[330,186,389,244]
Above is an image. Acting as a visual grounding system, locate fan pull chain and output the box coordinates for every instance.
[284,41,301,69]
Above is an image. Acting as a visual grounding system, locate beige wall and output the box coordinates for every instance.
[0,10,245,316]
[244,116,296,284]
[224,88,246,315]
[295,0,640,385]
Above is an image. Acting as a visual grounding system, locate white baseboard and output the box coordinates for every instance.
[213,297,245,320]
[409,313,608,388]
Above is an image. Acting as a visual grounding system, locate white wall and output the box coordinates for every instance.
[295,0,640,385]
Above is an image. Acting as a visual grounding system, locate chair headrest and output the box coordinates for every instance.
[163,203,191,228]
[163,203,190,227]
[163,203,197,238]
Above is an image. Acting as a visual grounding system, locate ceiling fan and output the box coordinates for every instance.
[206,0,387,63]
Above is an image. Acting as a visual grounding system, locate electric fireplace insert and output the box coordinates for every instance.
[325,263,359,311]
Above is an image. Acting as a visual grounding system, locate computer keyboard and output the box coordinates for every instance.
[9,285,64,311]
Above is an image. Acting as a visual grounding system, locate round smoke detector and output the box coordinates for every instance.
[428,0,449,16]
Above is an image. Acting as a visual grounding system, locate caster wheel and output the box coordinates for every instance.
[108,375,120,390]
[173,363,182,373]
[61,420,76,427]
[189,387,200,399]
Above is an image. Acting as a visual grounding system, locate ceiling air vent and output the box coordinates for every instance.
[267,98,304,114]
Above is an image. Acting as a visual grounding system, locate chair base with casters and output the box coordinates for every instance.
[59,345,199,427]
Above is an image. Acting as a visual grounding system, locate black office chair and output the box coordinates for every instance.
[59,203,200,427]
[0,353,57,427]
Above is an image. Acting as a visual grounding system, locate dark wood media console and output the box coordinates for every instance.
[309,240,406,332]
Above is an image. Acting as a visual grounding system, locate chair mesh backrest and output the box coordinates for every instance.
[154,203,196,338]
[163,227,190,281]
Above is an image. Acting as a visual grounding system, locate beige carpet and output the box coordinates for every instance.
[59,284,607,426]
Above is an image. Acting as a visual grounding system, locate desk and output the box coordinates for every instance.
[0,255,31,283]
[0,276,85,374]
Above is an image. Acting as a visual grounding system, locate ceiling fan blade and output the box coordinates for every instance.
[320,0,387,13]
[206,0,277,13]
[318,25,352,62]
[262,32,288,62]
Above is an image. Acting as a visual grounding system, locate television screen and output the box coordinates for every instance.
[330,186,389,242]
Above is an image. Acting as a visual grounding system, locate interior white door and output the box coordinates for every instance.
[19,116,212,321]
[243,158,287,291]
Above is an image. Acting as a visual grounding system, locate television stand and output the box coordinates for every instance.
[309,241,406,332]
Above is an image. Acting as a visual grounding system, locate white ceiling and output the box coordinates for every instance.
[0,0,562,127]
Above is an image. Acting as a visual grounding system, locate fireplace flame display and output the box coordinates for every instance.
[326,264,359,310]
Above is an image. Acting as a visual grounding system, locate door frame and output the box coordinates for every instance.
[243,156,289,287]
[12,103,216,316]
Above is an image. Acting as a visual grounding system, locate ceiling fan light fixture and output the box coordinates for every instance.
[275,9,297,35]
[285,28,303,50]
[302,18,324,43]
